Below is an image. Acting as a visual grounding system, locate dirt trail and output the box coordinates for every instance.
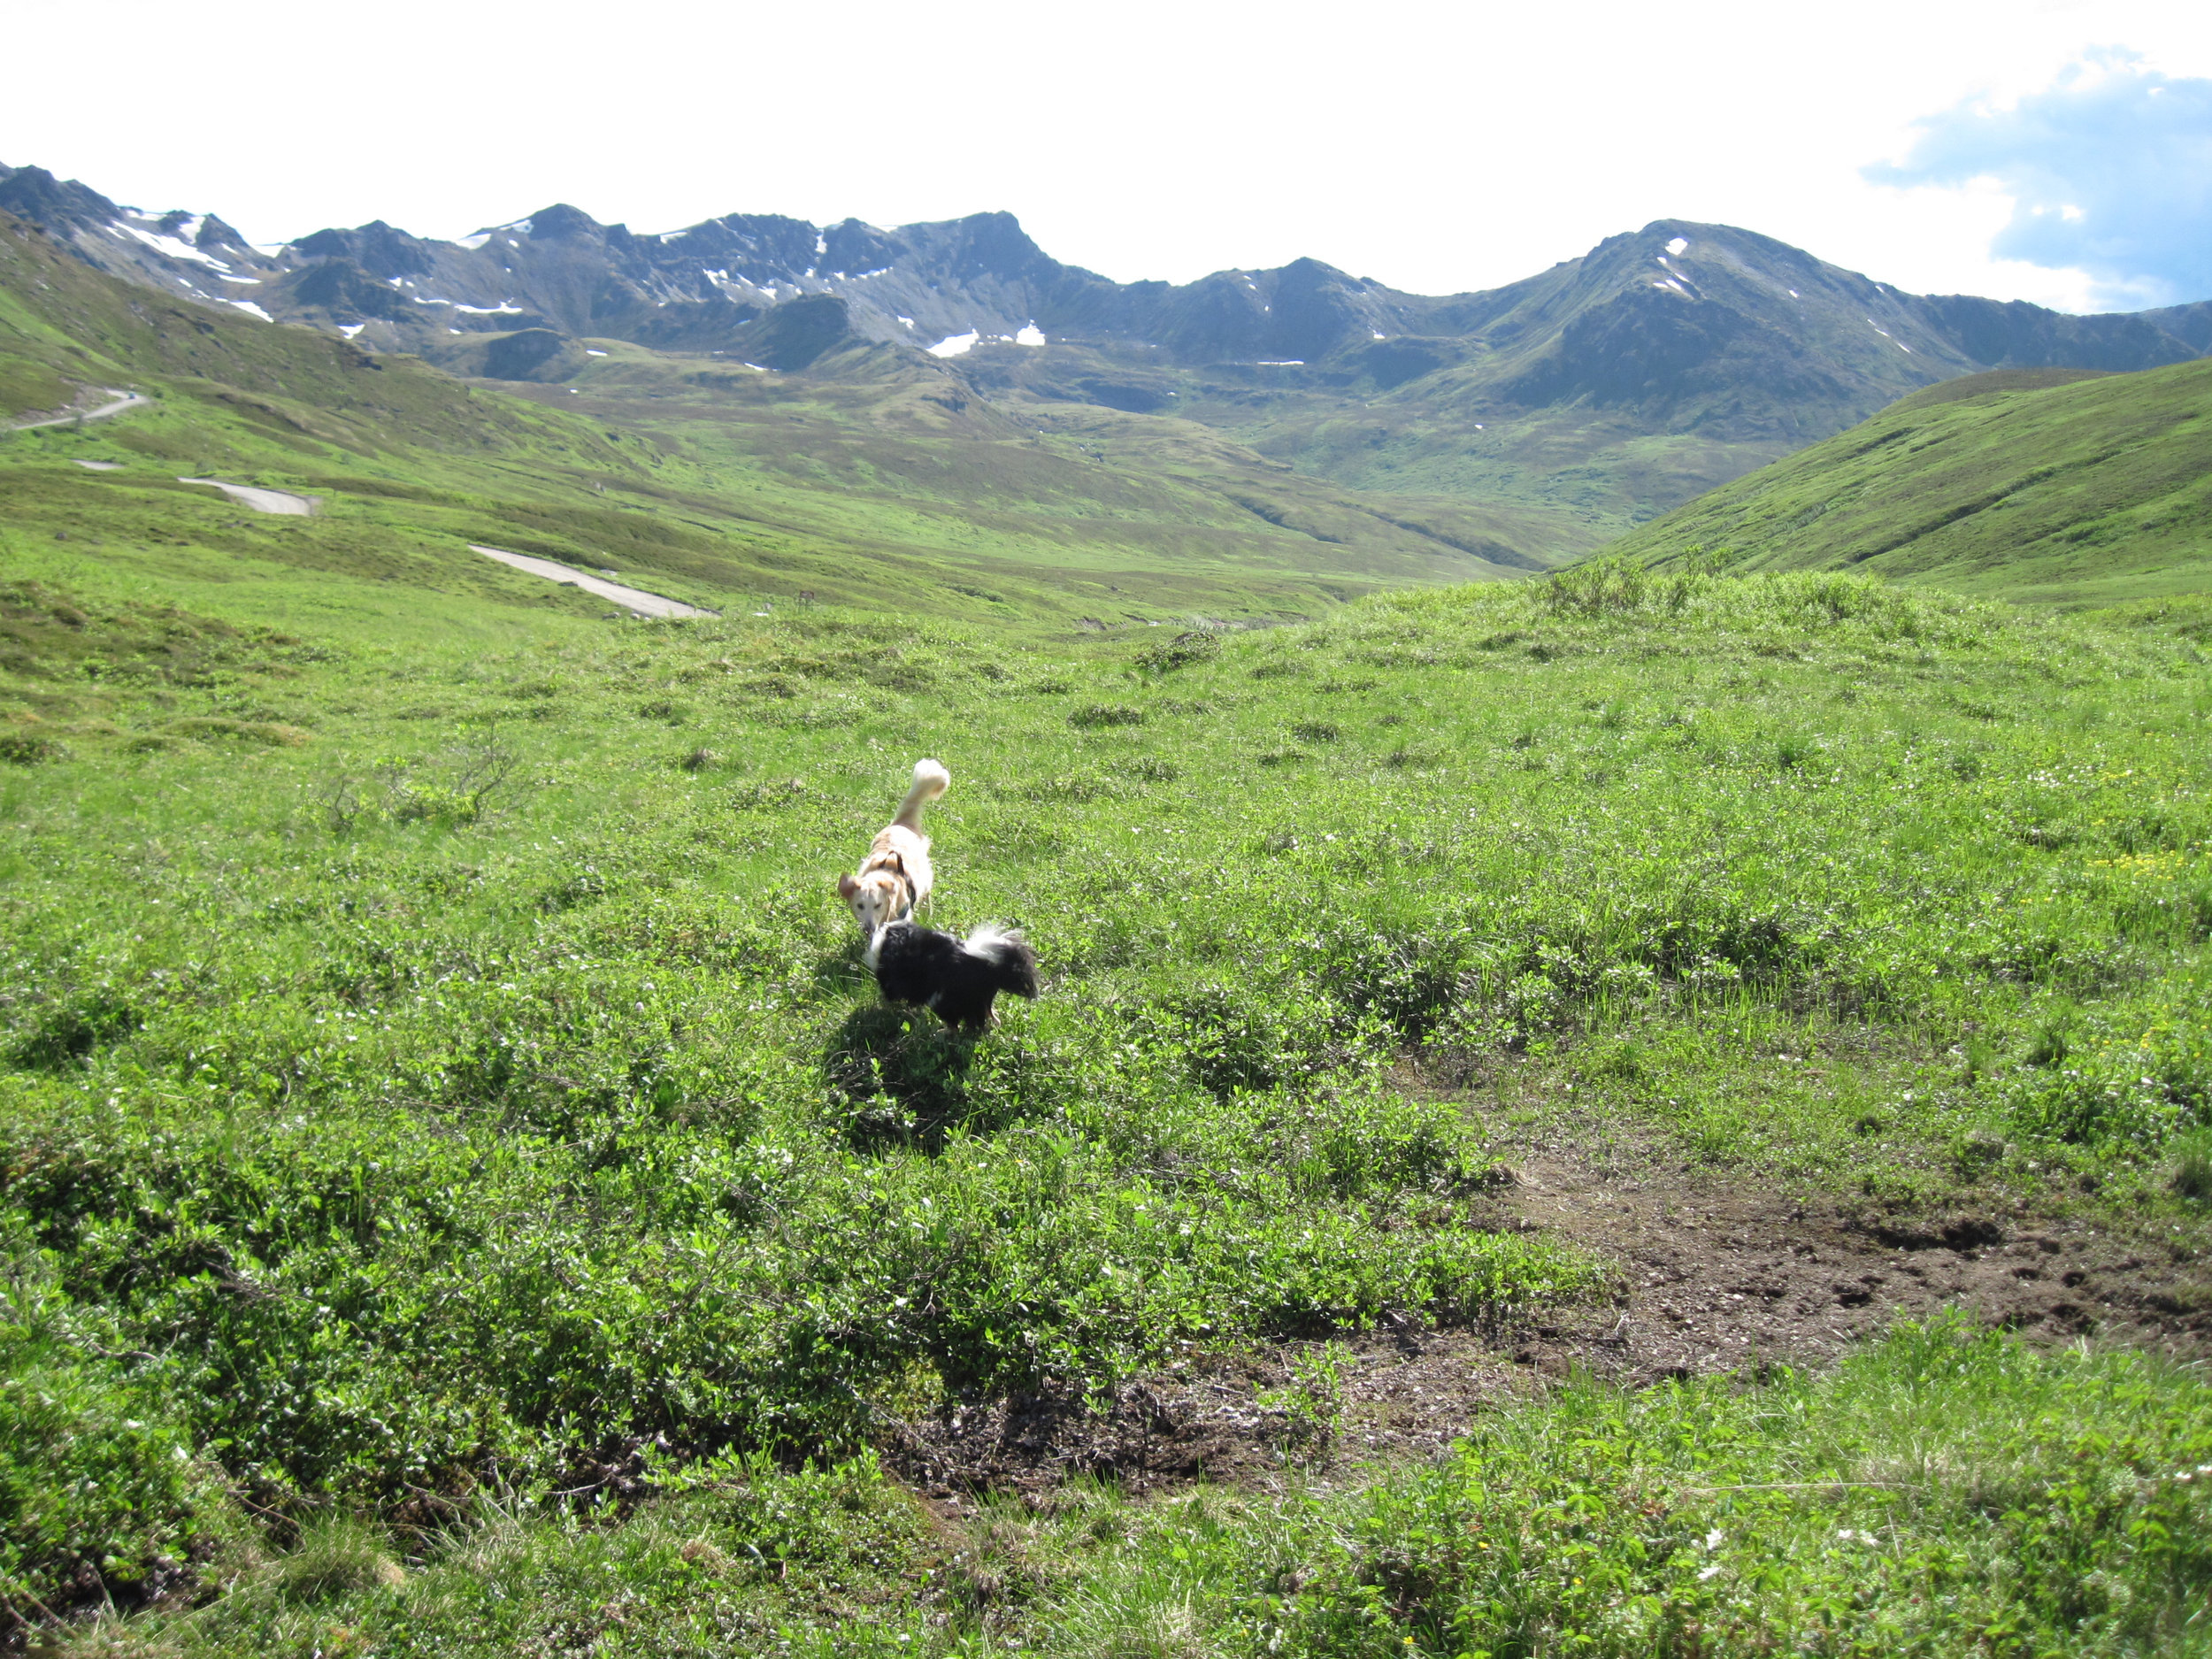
[887,1153,2212,1507]
[9,388,150,431]
[178,477,317,516]
[467,543,717,618]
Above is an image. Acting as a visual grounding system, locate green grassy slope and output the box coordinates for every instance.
[506,335,1601,591]
[1603,360,2212,605]
[1,211,1563,631]
[4,559,2208,1651]
[958,333,1787,547]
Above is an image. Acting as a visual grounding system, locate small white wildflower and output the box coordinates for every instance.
[1698,1563,1723,1580]
[1704,1528,1724,1550]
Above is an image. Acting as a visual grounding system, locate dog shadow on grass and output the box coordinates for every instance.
[823,1002,985,1155]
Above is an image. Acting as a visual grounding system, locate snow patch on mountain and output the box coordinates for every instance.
[118,224,224,267]
[927,330,979,357]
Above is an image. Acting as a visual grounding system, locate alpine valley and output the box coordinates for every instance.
[5,158,2209,602]
[7,158,2212,1657]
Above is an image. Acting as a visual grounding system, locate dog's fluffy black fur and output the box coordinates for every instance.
[865,922,1040,1028]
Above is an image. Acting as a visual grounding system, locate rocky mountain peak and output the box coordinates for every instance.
[293,220,439,280]
[0,164,122,233]
[519,204,608,242]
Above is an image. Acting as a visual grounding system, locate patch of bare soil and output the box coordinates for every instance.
[1479,1151,2212,1385]
[885,1356,1313,1511]
[886,1155,2212,1508]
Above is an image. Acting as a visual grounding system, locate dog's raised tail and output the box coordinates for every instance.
[964,926,1040,1000]
[893,758,951,830]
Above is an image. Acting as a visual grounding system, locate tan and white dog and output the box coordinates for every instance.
[839,759,950,941]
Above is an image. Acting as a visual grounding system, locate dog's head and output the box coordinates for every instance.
[838,869,910,940]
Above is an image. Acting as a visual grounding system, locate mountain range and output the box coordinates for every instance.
[4,158,2210,570]
[0,198,1571,630]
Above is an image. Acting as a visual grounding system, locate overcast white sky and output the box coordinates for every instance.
[7,0,2209,310]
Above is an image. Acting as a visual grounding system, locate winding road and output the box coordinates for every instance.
[10,388,151,432]
[468,544,717,618]
[179,477,318,516]
[27,384,706,620]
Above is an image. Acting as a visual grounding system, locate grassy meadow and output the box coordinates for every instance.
[3,548,2209,1653]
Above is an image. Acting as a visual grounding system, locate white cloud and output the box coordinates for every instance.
[1868,50,2212,308]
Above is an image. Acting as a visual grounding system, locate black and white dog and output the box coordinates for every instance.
[865,921,1040,1029]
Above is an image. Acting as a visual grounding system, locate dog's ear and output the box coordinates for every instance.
[837,873,860,900]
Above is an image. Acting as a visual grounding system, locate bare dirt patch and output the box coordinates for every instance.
[1479,1150,2212,1384]
[886,1152,2212,1508]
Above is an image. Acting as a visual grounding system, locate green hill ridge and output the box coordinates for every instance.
[1605,359,2212,606]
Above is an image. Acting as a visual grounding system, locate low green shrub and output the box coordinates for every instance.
[2,568,2208,1648]
[1240,1321,2212,1657]
[1,1267,233,1630]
